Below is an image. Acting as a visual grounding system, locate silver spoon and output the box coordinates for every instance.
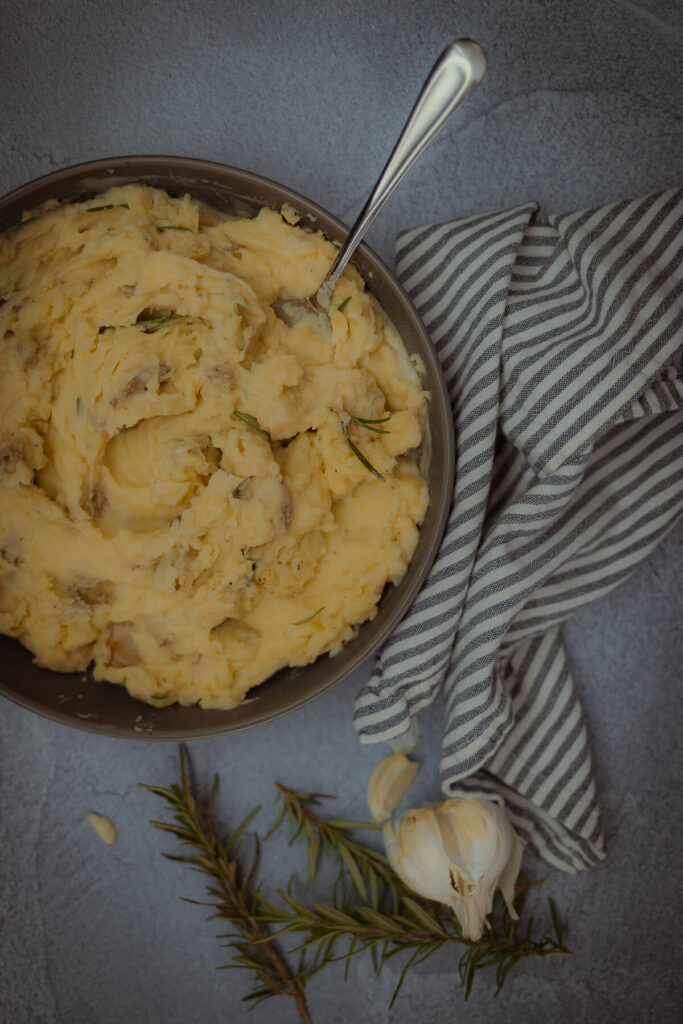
[273,38,487,329]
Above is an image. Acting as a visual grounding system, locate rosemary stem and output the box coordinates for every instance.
[198,803,310,1022]
[249,908,309,1019]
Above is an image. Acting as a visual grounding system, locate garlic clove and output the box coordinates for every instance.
[382,820,400,870]
[85,811,117,846]
[367,752,419,823]
[436,800,495,888]
[383,809,454,904]
[497,819,524,921]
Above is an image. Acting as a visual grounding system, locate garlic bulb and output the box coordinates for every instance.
[383,797,523,941]
[367,752,419,823]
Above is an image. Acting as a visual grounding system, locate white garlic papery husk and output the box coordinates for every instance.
[383,797,524,941]
[388,716,420,755]
[367,752,419,823]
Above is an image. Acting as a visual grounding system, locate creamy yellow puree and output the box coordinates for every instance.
[0,184,428,708]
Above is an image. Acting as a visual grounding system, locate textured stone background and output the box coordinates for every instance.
[1,1,682,1022]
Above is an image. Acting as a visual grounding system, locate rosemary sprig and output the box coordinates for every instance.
[341,419,385,481]
[142,754,571,1019]
[141,750,310,1021]
[348,413,391,434]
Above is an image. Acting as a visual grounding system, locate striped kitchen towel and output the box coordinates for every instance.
[354,190,683,872]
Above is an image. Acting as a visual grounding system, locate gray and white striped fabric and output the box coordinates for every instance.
[354,189,683,872]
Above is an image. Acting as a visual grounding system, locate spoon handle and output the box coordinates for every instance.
[320,39,487,301]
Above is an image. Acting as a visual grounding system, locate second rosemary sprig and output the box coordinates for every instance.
[263,785,570,1002]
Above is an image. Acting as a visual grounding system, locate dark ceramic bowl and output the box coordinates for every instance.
[0,156,454,738]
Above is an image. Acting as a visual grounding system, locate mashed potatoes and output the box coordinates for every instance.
[0,184,428,708]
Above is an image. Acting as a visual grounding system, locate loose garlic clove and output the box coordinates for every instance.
[85,811,117,846]
[367,752,419,823]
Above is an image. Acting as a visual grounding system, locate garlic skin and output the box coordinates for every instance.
[367,752,419,823]
[382,797,523,941]
[388,716,420,755]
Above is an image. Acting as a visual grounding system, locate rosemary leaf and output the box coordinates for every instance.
[99,315,191,334]
[401,896,450,938]
[338,843,368,902]
[207,773,220,813]
[136,314,190,333]
[341,420,384,481]
[157,224,193,232]
[226,807,262,855]
[85,203,129,212]
[348,413,391,434]
[355,906,406,935]
[307,835,321,881]
[548,897,564,945]
[344,938,357,980]
[232,410,269,436]
[292,606,324,626]
[310,903,358,928]
[337,296,352,313]
[369,868,379,911]
[389,945,426,1009]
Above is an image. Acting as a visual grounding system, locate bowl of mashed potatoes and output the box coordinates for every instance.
[0,156,454,738]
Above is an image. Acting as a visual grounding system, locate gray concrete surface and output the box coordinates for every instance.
[1,1,682,1022]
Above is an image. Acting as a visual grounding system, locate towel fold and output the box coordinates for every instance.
[354,189,683,872]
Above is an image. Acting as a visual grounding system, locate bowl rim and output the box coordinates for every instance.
[0,155,455,738]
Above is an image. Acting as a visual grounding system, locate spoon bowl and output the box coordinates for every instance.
[272,290,331,331]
